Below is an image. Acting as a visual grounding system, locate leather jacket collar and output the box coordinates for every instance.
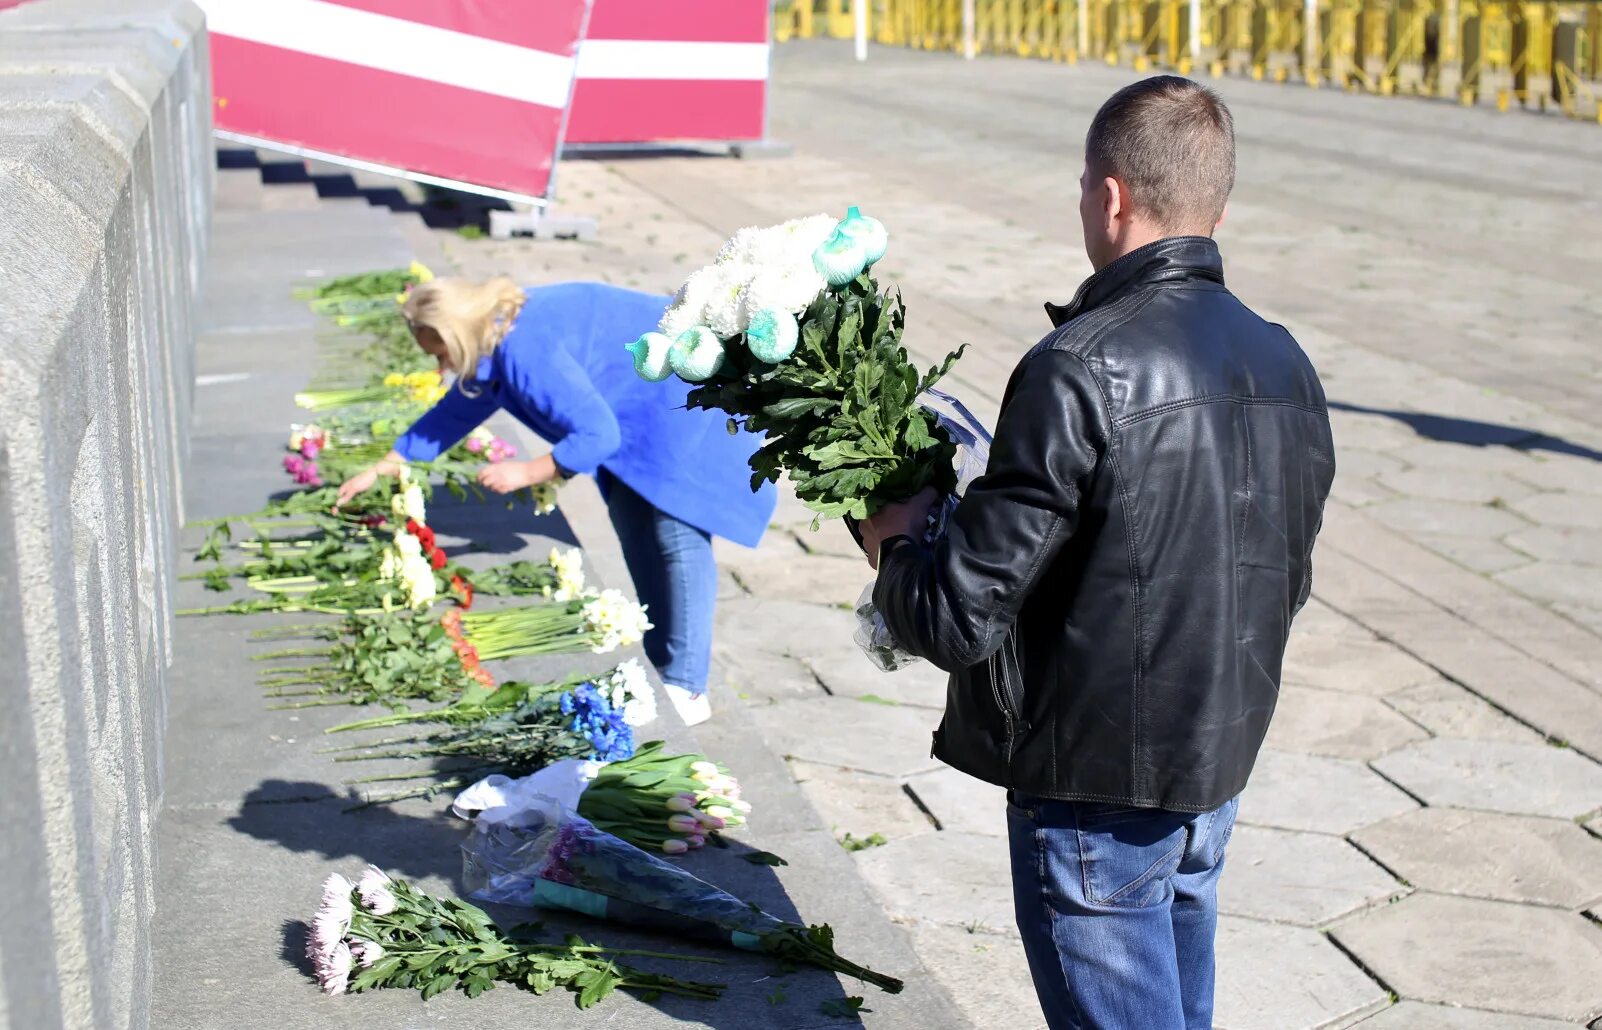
[1045,236,1225,328]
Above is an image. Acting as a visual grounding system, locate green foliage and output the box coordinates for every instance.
[341,877,724,1006]
[838,831,888,853]
[682,273,966,519]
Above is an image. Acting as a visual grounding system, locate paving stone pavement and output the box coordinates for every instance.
[428,40,1602,1028]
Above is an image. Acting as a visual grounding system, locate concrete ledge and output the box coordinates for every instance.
[0,2,209,1027]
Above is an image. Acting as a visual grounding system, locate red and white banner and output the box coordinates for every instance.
[201,0,589,201]
[565,0,769,145]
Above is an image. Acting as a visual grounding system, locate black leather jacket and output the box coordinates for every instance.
[876,237,1335,812]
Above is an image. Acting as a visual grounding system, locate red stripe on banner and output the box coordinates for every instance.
[212,34,561,196]
[564,79,765,144]
[585,0,767,43]
[318,0,585,54]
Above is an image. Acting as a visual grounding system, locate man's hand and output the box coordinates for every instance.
[477,458,546,495]
[860,487,939,571]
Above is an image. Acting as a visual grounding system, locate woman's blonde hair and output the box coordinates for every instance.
[401,276,525,384]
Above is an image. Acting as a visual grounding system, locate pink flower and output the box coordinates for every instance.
[320,873,355,914]
[283,454,304,474]
[349,940,385,968]
[318,941,354,995]
[357,866,397,915]
[662,839,689,855]
[465,437,484,453]
[301,439,323,459]
[667,814,699,834]
[687,835,706,849]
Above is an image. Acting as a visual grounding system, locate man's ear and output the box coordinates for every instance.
[1102,176,1124,223]
[1215,203,1229,231]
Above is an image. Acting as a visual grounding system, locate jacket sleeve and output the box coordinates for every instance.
[873,348,1106,671]
[510,343,621,477]
[393,384,501,462]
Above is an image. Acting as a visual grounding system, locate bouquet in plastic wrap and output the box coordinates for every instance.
[850,387,993,670]
[462,798,903,993]
[628,209,991,672]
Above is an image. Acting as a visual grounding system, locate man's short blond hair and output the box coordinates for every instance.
[1085,76,1236,232]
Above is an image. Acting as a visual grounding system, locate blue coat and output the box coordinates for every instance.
[393,282,776,547]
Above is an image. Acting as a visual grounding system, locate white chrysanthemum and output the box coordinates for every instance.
[658,266,721,337]
[715,225,762,264]
[740,266,826,318]
[401,554,436,607]
[396,482,426,522]
[773,214,840,262]
[547,547,587,603]
[392,531,423,560]
[606,659,657,726]
[581,590,653,653]
[698,263,759,338]
[378,548,400,581]
[658,304,702,340]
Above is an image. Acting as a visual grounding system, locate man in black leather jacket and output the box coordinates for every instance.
[859,77,1335,1029]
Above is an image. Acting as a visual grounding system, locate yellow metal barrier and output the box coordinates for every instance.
[777,0,1602,121]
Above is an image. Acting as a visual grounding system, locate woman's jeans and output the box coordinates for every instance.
[1007,794,1241,1030]
[602,474,717,695]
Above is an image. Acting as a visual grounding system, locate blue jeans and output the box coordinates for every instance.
[602,473,717,694]
[1007,794,1240,1030]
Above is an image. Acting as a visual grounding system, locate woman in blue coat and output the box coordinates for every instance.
[337,277,775,725]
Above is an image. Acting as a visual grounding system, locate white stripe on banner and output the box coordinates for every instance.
[197,0,576,108]
[576,40,770,82]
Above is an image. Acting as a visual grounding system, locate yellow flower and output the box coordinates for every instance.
[408,260,434,283]
[383,373,404,387]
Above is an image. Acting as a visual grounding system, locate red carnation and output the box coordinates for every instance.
[429,548,447,570]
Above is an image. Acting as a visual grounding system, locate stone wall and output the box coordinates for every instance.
[0,1,209,1026]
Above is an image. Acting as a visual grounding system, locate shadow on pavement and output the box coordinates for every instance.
[228,780,468,882]
[219,147,511,231]
[1329,400,1602,461]
[240,781,866,1025]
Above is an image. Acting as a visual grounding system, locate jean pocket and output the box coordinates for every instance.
[1075,811,1188,908]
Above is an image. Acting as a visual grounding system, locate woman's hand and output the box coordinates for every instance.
[335,452,405,508]
[477,456,555,495]
[336,468,380,508]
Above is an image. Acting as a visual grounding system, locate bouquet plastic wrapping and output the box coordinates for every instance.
[461,798,902,991]
[851,387,993,671]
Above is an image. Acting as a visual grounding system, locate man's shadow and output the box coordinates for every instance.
[1329,400,1602,462]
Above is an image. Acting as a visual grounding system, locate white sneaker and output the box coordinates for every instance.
[663,683,712,727]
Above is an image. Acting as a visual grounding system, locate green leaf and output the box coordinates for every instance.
[420,972,457,1000]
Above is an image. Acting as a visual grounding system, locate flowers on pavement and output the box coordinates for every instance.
[306,867,724,1005]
